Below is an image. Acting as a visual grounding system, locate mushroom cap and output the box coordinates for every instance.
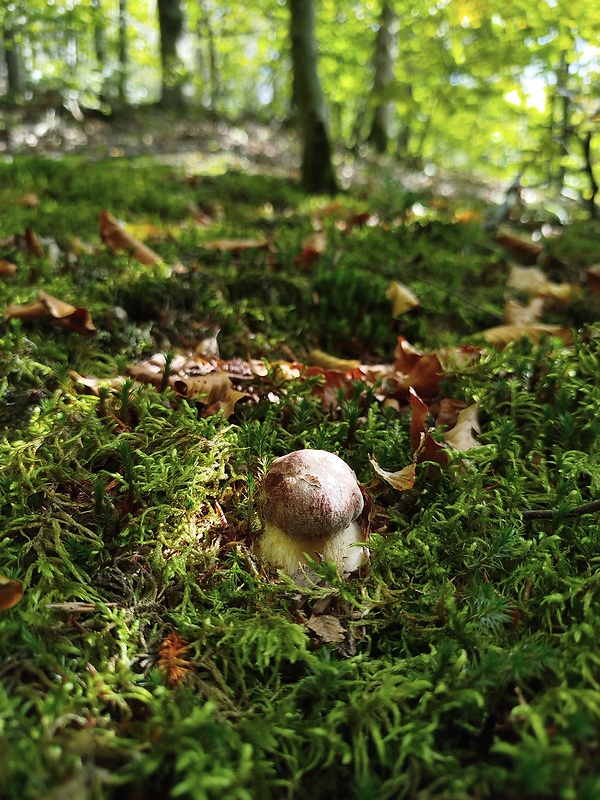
[258,449,364,541]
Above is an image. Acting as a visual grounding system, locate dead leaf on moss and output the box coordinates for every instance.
[69,371,124,394]
[25,226,44,257]
[306,614,346,643]
[493,229,544,264]
[99,210,163,265]
[0,259,17,277]
[297,229,327,268]
[585,264,600,294]
[436,398,468,428]
[444,403,480,451]
[17,192,40,208]
[410,388,449,467]
[507,265,577,303]
[386,281,420,317]
[4,291,96,334]
[504,296,545,325]
[0,575,24,612]
[308,349,361,371]
[482,323,572,346]
[370,458,416,491]
[200,238,269,253]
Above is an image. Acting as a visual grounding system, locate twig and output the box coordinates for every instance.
[522,499,600,520]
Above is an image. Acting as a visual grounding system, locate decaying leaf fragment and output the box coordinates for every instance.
[0,259,17,277]
[444,403,480,451]
[200,238,269,253]
[306,614,346,643]
[99,210,163,265]
[482,323,572,347]
[504,297,545,326]
[586,264,600,294]
[0,575,24,612]
[308,349,361,371]
[507,265,577,303]
[4,290,96,334]
[386,281,420,317]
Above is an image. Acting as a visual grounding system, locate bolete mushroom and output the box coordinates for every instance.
[258,449,367,575]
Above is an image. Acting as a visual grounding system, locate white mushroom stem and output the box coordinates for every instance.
[257,449,367,575]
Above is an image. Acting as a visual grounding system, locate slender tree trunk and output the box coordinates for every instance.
[92,0,108,104]
[368,2,397,153]
[582,131,598,218]
[198,1,219,112]
[289,0,337,194]
[3,27,25,100]
[157,0,185,108]
[117,0,128,103]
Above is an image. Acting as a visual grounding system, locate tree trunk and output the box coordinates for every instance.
[368,2,397,154]
[289,0,337,194]
[117,0,128,103]
[3,27,25,100]
[157,0,185,108]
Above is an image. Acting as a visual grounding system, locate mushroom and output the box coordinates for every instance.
[258,449,367,575]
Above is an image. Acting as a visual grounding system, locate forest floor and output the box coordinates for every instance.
[1,102,600,800]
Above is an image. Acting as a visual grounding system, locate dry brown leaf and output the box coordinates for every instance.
[173,372,232,401]
[436,398,468,428]
[25,226,43,257]
[69,371,124,395]
[99,210,163,265]
[386,281,420,317]
[308,349,361,371]
[298,230,327,267]
[493,229,544,264]
[444,403,480,451]
[4,291,96,334]
[585,264,600,294]
[0,258,17,277]
[200,239,269,253]
[17,192,40,208]
[507,265,577,303]
[482,324,572,346]
[306,614,346,643]
[369,458,416,491]
[0,575,24,612]
[410,388,449,467]
[393,336,424,373]
[504,297,545,325]
[202,388,247,419]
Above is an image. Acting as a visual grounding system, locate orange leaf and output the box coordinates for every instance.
[0,259,17,277]
[585,264,600,294]
[493,229,544,264]
[409,388,449,467]
[99,210,162,265]
[393,336,424,373]
[4,291,96,334]
[0,575,24,612]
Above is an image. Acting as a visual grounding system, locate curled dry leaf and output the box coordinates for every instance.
[482,324,572,347]
[0,575,24,612]
[4,290,96,335]
[25,226,44,257]
[504,296,545,326]
[298,229,327,267]
[370,458,417,492]
[493,229,544,265]
[308,349,361,371]
[507,265,577,303]
[0,258,17,277]
[99,210,163,266]
[444,403,480,451]
[17,192,41,208]
[200,239,269,253]
[410,388,449,467]
[436,398,468,428]
[306,614,346,643]
[386,281,420,317]
[585,264,600,294]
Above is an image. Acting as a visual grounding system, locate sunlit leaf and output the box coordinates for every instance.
[99,210,163,265]
[308,349,361,370]
[444,403,480,451]
[0,575,24,612]
[386,281,420,317]
[482,323,572,346]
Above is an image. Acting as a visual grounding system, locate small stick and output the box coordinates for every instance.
[522,499,600,520]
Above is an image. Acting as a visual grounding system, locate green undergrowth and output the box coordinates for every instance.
[1,156,600,799]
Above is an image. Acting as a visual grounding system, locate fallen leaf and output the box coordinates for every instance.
[393,336,424,373]
[0,259,17,277]
[0,575,24,612]
[444,403,480,451]
[200,239,269,253]
[370,458,416,491]
[25,226,43,257]
[493,229,544,264]
[386,281,420,317]
[202,388,247,419]
[390,352,444,399]
[4,291,96,334]
[507,264,578,303]
[410,388,449,467]
[298,229,327,267]
[436,398,468,428]
[173,371,232,402]
[99,210,163,265]
[585,264,600,294]
[504,297,545,325]
[308,349,361,371]
[482,324,572,346]
[17,193,40,208]
[306,614,346,643]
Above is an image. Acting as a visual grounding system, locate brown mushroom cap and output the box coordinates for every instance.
[258,449,364,541]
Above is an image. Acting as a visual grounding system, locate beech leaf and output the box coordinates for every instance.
[0,259,17,277]
[369,458,416,491]
[306,614,346,643]
[482,324,572,346]
[386,281,420,317]
[0,575,24,612]
[99,210,163,265]
[444,403,480,451]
